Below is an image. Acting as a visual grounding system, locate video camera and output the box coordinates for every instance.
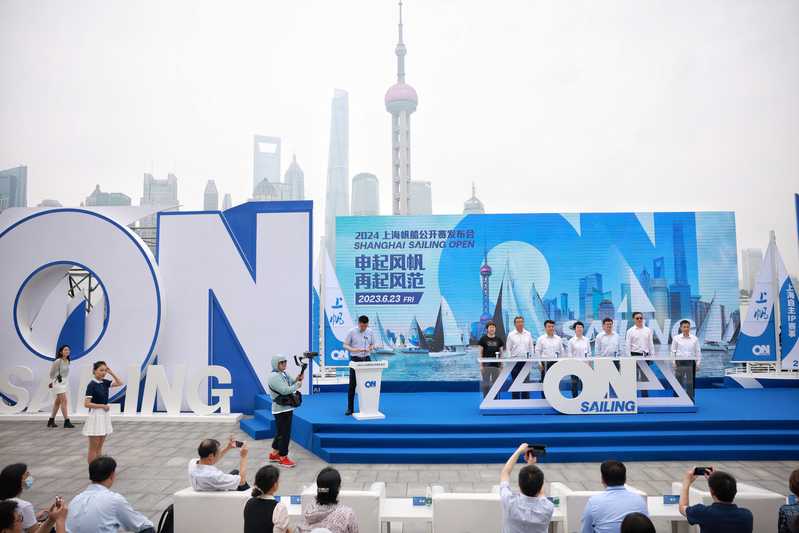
[293,351,318,374]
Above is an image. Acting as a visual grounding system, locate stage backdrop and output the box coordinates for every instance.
[332,211,739,381]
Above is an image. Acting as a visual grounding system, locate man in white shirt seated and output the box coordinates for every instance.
[535,320,562,383]
[625,312,654,397]
[671,319,701,400]
[499,443,553,533]
[506,316,535,399]
[581,460,648,533]
[66,456,155,533]
[188,436,250,491]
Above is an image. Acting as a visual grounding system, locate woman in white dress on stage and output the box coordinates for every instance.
[47,345,74,429]
[83,361,123,463]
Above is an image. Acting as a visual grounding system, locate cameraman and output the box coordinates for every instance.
[267,354,303,468]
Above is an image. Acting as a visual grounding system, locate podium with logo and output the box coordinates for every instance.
[349,360,389,420]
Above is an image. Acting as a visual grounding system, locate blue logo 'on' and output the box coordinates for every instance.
[364,380,377,388]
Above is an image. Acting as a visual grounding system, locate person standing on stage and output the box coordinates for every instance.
[625,312,654,398]
[595,318,621,358]
[343,315,375,416]
[671,320,701,401]
[506,316,535,400]
[478,321,505,398]
[47,345,74,429]
[535,320,562,382]
[83,361,122,464]
[567,321,590,398]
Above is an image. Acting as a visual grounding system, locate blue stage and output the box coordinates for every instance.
[241,388,799,463]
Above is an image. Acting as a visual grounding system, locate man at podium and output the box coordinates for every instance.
[343,315,375,416]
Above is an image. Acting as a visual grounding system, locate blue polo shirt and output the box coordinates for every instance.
[686,502,753,533]
[85,378,112,405]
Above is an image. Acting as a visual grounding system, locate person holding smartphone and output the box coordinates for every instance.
[189,437,250,491]
[679,467,753,532]
[83,361,123,464]
[47,345,74,429]
[498,443,553,533]
[0,497,68,533]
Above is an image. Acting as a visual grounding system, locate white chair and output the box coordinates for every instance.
[431,485,502,533]
[300,481,386,533]
[550,482,646,533]
[173,487,250,533]
[671,481,784,533]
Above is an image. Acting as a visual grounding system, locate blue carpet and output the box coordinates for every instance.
[244,388,799,463]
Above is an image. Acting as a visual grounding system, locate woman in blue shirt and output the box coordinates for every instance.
[83,361,123,464]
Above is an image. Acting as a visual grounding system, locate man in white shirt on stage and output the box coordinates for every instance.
[671,319,701,400]
[595,317,622,369]
[507,316,535,400]
[626,312,654,397]
[566,321,590,398]
[535,320,562,383]
[343,315,375,416]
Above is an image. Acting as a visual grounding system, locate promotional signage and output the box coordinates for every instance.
[0,203,312,414]
[542,359,638,415]
[332,211,739,381]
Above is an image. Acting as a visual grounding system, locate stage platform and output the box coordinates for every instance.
[240,388,799,464]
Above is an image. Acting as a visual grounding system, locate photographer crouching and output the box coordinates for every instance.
[267,354,305,468]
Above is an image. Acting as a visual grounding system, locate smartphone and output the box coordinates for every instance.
[234,440,244,448]
[526,444,547,458]
[693,467,710,476]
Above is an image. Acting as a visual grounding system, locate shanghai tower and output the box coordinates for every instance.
[325,89,350,261]
[385,1,418,215]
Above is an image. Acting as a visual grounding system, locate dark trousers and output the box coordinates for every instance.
[540,361,554,382]
[510,363,530,399]
[570,376,582,398]
[229,469,250,491]
[631,352,649,397]
[271,411,293,457]
[675,361,696,401]
[347,356,371,411]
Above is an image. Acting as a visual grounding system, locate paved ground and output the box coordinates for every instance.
[1,419,796,532]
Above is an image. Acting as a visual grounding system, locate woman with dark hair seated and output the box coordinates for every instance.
[297,467,357,533]
[621,512,656,533]
[0,464,40,533]
[243,465,290,533]
[0,498,68,533]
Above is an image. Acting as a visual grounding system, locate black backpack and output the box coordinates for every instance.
[157,503,174,533]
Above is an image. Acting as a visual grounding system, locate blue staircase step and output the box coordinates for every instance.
[255,394,272,411]
[239,407,276,439]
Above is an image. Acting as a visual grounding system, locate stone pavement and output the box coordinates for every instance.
[0,420,795,532]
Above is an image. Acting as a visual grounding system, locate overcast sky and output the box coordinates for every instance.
[1,0,797,275]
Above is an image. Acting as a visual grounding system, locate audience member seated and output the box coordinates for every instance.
[679,466,753,533]
[0,463,41,532]
[297,467,358,533]
[779,469,799,533]
[581,460,648,533]
[499,443,553,533]
[189,436,249,492]
[0,499,67,533]
[244,465,290,533]
[65,456,155,533]
[620,512,655,533]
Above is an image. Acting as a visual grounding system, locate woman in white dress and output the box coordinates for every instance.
[47,345,74,429]
[83,361,123,463]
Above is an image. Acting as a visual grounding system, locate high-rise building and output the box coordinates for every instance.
[650,257,670,327]
[253,135,281,192]
[579,273,603,320]
[408,180,432,215]
[480,247,493,326]
[560,293,569,319]
[203,180,219,211]
[0,165,27,212]
[385,2,418,215]
[140,173,179,250]
[325,89,350,260]
[463,183,485,214]
[669,222,693,320]
[85,185,131,206]
[640,268,652,296]
[741,248,763,295]
[284,155,305,201]
[37,199,62,207]
[351,173,379,216]
[252,180,292,201]
[222,193,232,210]
[597,299,615,321]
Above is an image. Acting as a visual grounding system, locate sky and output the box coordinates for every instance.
[1,0,798,276]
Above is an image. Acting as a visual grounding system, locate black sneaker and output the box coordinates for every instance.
[63,419,75,428]
[46,418,57,428]
[344,410,353,416]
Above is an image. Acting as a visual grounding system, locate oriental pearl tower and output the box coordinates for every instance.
[385,1,418,215]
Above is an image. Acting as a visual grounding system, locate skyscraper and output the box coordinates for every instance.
[463,183,485,214]
[325,89,350,260]
[140,173,179,250]
[741,248,763,295]
[579,273,603,320]
[560,293,569,319]
[0,165,27,212]
[284,155,305,201]
[85,185,131,206]
[650,257,670,327]
[253,135,281,192]
[222,193,232,210]
[385,1,418,215]
[203,180,219,211]
[408,180,432,215]
[480,247,492,326]
[669,222,693,320]
[351,173,379,216]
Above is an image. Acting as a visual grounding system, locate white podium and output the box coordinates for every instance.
[349,360,388,420]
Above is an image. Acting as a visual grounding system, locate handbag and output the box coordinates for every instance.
[268,385,302,407]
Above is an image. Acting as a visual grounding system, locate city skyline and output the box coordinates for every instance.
[1,1,798,276]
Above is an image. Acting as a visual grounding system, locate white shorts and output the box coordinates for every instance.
[82,408,113,436]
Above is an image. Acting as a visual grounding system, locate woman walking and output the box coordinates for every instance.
[47,345,74,429]
[83,361,123,463]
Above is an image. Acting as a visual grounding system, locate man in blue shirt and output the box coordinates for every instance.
[66,456,154,533]
[679,467,753,533]
[581,460,648,533]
